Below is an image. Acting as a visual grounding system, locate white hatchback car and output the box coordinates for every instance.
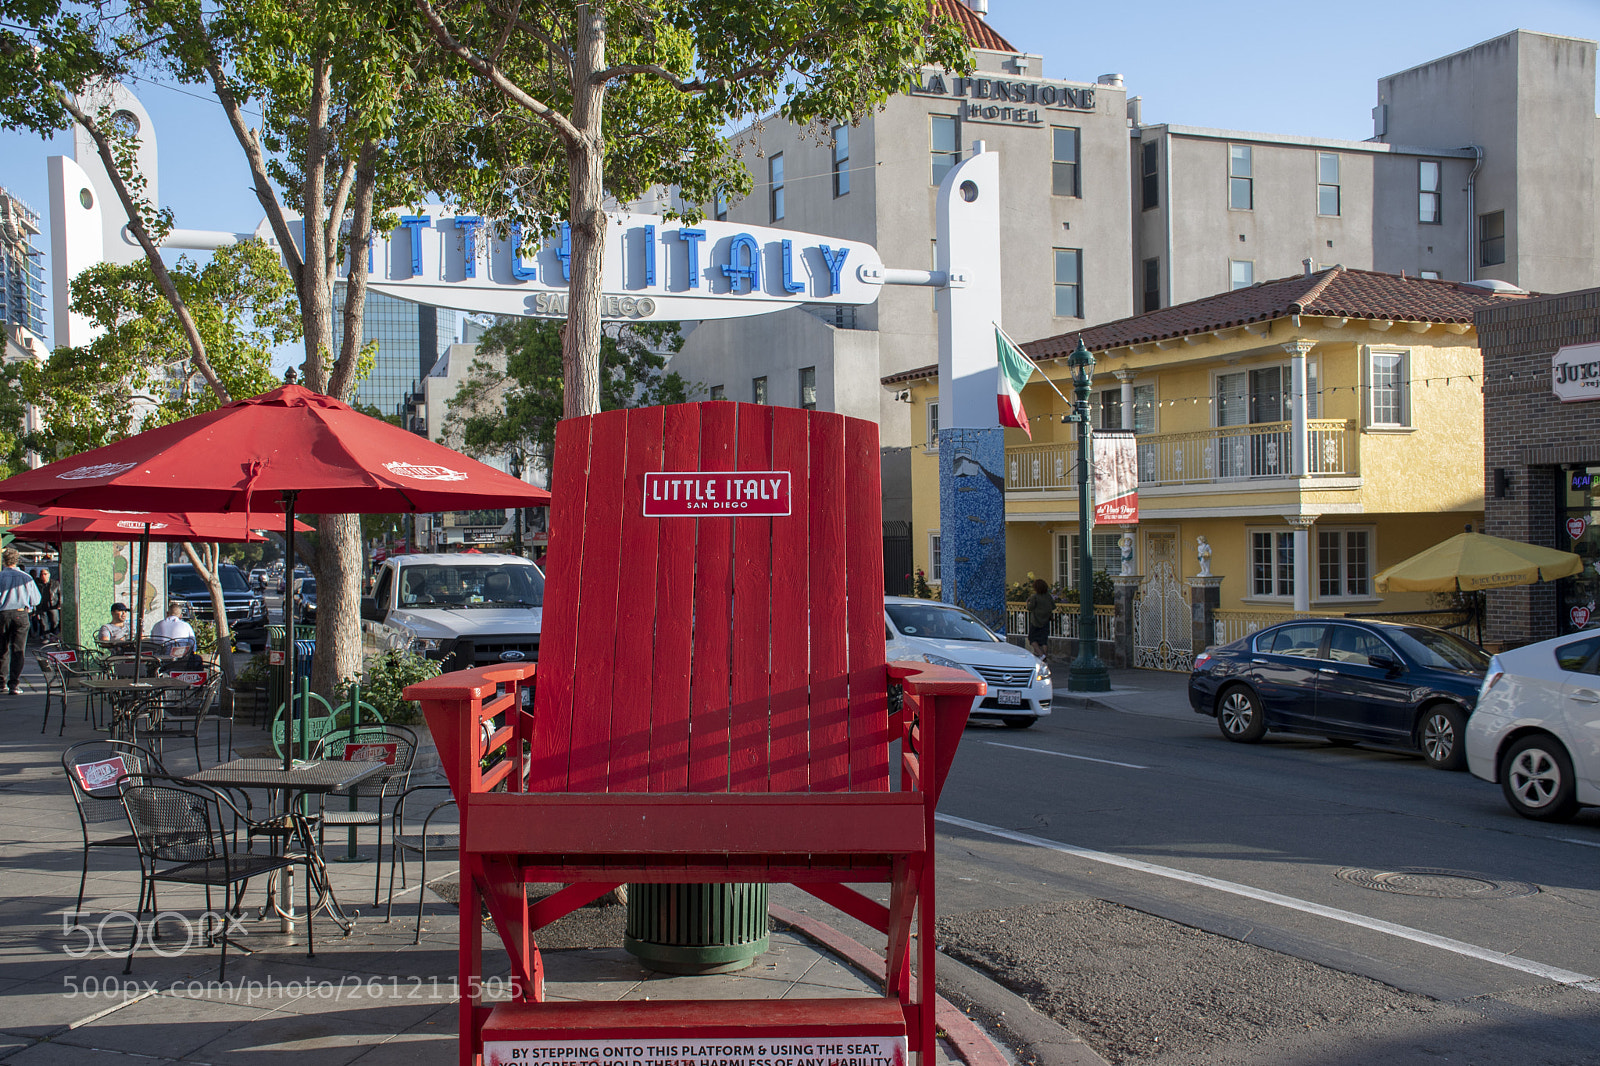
[885,596,1052,728]
[1466,630,1600,821]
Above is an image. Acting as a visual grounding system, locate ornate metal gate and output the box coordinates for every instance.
[1133,532,1194,671]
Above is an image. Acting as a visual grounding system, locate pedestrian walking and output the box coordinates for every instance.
[0,548,43,695]
[32,570,60,639]
[1026,578,1054,659]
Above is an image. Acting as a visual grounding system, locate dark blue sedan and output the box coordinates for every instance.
[1188,619,1489,770]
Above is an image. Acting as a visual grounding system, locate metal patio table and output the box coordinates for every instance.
[82,676,196,739]
[188,758,388,932]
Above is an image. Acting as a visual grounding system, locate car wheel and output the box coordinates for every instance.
[1418,704,1468,771]
[1002,715,1036,729]
[1216,686,1267,743]
[1499,735,1580,822]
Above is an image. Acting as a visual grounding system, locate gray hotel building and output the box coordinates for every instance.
[661,3,1600,523]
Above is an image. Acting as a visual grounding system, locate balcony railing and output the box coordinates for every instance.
[1006,419,1357,492]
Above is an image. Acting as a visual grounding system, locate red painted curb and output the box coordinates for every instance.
[769,904,1008,1066]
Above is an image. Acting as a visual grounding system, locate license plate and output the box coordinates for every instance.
[997,688,1023,706]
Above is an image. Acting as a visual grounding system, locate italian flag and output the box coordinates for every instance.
[995,325,1035,438]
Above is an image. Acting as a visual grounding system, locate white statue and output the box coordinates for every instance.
[1196,535,1212,577]
[1119,532,1135,576]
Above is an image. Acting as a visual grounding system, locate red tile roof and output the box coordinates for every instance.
[1025,267,1534,360]
[934,0,1015,52]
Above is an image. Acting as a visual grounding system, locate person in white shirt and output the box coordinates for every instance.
[150,601,198,658]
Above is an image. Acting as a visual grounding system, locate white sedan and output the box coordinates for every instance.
[885,596,1053,728]
[1466,629,1600,821]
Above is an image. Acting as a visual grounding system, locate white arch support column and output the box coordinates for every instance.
[1281,340,1314,477]
[1286,514,1318,614]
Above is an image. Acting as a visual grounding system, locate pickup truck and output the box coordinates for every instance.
[360,552,543,670]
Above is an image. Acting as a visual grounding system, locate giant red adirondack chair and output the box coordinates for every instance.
[405,402,983,1066]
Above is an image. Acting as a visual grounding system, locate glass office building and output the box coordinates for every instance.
[335,287,456,417]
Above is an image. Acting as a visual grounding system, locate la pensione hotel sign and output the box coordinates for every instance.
[912,72,1097,127]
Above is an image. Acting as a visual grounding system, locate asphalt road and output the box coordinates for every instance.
[932,672,1600,1065]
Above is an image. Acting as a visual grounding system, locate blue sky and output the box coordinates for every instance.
[3,0,1599,358]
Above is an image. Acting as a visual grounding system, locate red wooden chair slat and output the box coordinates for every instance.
[567,409,630,792]
[686,402,737,792]
[806,411,851,793]
[607,405,666,792]
[767,406,813,793]
[730,405,775,792]
[525,415,591,792]
[844,417,890,790]
[649,406,700,794]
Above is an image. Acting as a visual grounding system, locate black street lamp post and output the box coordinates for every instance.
[1065,337,1109,692]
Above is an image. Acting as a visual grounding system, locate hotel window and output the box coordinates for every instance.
[752,376,768,404]
[1317,529,1372,598]
[1480,211,1506,267]
[1142,257,1161,313]
[1229,259,1254,290]
[925,400,939,449]
[714,191,728,221]
[1317,153,1340,216]
[709,385,726,400]
[799,366,817,410]
[769,154,785,222]
[1052,127,1080,197]
[1418,160,1442,224]
[1061,533,1122,588]
[1141,141,1159,210]
[931,114,961,186]
[1096,390,1123,431]
[1250,530,1294,598]
[929,533,942,584]
[1367,349,1409,427]
[1054,248,1083,318]
[1131,384,1155,433]
[832,125,850,198]
[1229,144,1253,210]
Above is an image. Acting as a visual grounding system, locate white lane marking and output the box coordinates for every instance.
[1556,837,1600,850]
[986,741,1148,769]
[936,812,1600,992]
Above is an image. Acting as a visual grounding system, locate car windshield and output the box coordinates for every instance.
[1389,627,1489,673]
[169,566,250,595]
[886,602,1001,642]
[396,563,544,608]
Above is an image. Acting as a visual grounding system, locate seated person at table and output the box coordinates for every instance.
[150,600,198,659]
[98,603,132,645]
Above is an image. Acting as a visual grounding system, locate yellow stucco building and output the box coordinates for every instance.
[886,267,1532,665]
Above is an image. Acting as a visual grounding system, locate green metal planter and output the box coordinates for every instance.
[623,883,770,975]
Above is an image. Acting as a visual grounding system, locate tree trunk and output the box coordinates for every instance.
[180,542,238,688]
[563,4,606,419]
[309,513,363,697]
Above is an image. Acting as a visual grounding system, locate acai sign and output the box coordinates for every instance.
[1552,342,1600,403]
[357,207,883,322]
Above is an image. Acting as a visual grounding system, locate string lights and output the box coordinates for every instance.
[1004,374,1488,426]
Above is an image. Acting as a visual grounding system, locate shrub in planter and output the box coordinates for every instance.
[337,649,444,727]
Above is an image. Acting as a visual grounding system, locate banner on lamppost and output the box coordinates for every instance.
[1093,429,1139,524]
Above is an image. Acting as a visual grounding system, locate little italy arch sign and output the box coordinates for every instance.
[357,208,884,323]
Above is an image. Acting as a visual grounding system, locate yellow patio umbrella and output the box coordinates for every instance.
[1375,532,1585,592]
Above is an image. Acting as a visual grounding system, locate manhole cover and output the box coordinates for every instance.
[1336,867,1538,899]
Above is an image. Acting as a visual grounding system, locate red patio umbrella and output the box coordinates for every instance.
[12,509,314,543]
[14,509,317,648]
[0,384,551,767]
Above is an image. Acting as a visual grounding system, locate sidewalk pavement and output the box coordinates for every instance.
[0,646,1053,1066]
[1050,665,1195,721]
